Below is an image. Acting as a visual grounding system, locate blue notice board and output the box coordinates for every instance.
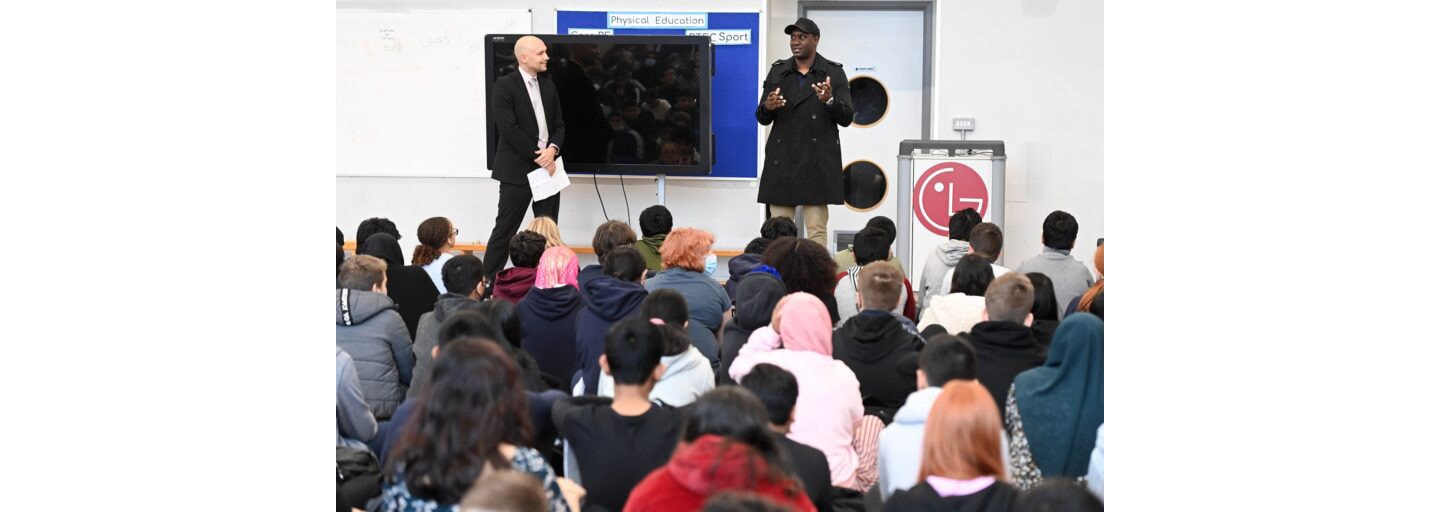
[557,11,760,179]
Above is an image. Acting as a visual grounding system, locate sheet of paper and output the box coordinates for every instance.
[527,157,570,202]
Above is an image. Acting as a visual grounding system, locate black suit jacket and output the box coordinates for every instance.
[489,71,566,185]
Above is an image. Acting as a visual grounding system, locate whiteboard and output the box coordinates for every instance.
[337,9,531,177]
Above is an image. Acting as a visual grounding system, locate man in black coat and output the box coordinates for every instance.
[485,35,566,280]
[756,18,854,250]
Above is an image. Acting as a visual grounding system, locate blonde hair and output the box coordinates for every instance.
[525,216,565,249]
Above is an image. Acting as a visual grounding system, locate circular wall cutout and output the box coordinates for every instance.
[843,160,888,212]
[849,76,889,127]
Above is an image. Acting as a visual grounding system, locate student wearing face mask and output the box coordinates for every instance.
[644,227,730,369]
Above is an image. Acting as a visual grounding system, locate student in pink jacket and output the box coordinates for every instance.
[729,292,864,489]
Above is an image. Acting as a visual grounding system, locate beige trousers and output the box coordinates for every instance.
[768,204,830,249]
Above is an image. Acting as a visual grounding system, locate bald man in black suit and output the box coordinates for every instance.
[485,35,566,281]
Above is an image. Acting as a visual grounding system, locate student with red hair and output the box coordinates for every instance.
[882,380,1017,511]
[645,227,731,367]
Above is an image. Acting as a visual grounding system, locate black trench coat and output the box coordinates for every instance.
[755,53,855,206]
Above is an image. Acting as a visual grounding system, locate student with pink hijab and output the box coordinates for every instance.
[517,246,584,382]
[729,292,865,490]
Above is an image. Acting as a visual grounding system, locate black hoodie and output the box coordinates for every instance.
[832,310,925,420]
[717,272,787,385]
[516,285,585,384]
[574,276,648,394]
[357,233,439,338]
[962,320,1046,417]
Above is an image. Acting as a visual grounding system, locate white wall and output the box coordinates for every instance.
[337,0,1103,276]
[929,0,1104,270]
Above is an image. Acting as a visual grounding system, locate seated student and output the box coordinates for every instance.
[553,317,687,512]
[1015,211,1094,320]
[1006,313,1103,491]
[597,290,714,406]
[729,292,863,490]
[878,336,1008,500]
[740,364,835,512]
[459,469,555,512]
[759,215,798,248]
[1087,424,1104,501]
[761,237,842,325]
[358,232,440,339]
[578,221,638,291]
[379,338,576,512]
[835,227,917,325]
[517,247,584,385]
[717,271,786,386]
[526,216,566,249]
[834,216,907,278]
[919,208,981,315]
[494,231,547,303]
[412,216,459,295]
[356,216,402,248]
[1025,273,1061,354]
[337,255,413,420]
[377,311,567,467]
[633,205,673,273]
[832,262,925,422]
[940,222,1011,291]
[965,273,1046,416]
[918,254,995,335]
[625,387,817,512]
[409,254,486,399]
[575,246,649,395]
[1014,479,1103,512]
[477,299,551,392]
[336,345,378,451]
[882,381,1017,512]
[645,227,730,366]
[1066,243,1104,317]
[724,237,770,302]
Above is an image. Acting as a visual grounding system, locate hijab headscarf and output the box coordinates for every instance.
[771,292,834,357]
[734,272,787,331]
[1012,313,1104,478]
[534,246,579,289]
[357,232,405,268]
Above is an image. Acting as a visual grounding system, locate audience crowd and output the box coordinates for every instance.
[337,209,1103,512]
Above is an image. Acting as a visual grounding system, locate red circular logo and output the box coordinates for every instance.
[912,162,989,237]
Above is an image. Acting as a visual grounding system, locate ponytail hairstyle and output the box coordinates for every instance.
[412,217,453,267]
[640,289,693,356]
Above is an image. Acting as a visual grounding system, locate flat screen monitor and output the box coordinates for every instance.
[485,34,712,176]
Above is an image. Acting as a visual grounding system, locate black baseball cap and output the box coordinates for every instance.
[784,17,820,36]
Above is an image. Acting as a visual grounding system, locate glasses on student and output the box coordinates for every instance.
[451,229,460,237]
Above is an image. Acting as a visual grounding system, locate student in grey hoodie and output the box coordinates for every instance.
[918,208,981,316]
[336,255,414,420]
[336,345,378,450]
[596,290,714,406]
[1014,210,1094,319]
[406,255,486,399]
[877,335,1008,501]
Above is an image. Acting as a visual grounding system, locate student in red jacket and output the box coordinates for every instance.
[624,387,816,512]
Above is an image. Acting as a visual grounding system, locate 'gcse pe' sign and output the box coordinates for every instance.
[912,161,990,237]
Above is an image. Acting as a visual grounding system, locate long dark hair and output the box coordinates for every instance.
[1026,272,1060,321]
[389,338,532,505]
[682,387,802,498]
[760,237,838,298]
[949,254,995,296]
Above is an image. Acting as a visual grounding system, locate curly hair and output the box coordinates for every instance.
[412,217,452,267]
[660,227,714,272]
[760,236,837,298]
[508,231,547,268]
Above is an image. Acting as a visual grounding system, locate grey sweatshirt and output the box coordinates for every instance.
[918,239,970,316]
[336,346,378,449]
[1014,247,1095,319]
